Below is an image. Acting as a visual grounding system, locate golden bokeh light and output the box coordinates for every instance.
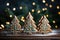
[6,22,10,25]
[13,8,16,11]
[57,6,60,9]
[20,6,23,10]
[32,9,34,12]
[45,3,48,6]
[10,15,12,17]
[21,19,25,22]
[51,0,55,2]
[1,24,4,28]
[49,5,52,8]
[42,0,46,3]
[21,16,24,19]
[46,14,49,17]
[6,3,10,6]
[22,20,25,22]
[21,16,25,22]
[32,2,36,5]
[44,8,47,10]
[58,12,60,15]
[55,25,58,28]
[53,20,56,23]
[0,27,2,29]
[42,8,45,11]
[42,8,47,11]
[37,10,41,13]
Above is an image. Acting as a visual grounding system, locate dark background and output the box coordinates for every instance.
[0,0,60,29]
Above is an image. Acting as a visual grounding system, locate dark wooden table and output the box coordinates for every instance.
[0,29,60,40]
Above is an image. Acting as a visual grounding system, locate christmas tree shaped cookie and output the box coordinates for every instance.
[38,15,52,34]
